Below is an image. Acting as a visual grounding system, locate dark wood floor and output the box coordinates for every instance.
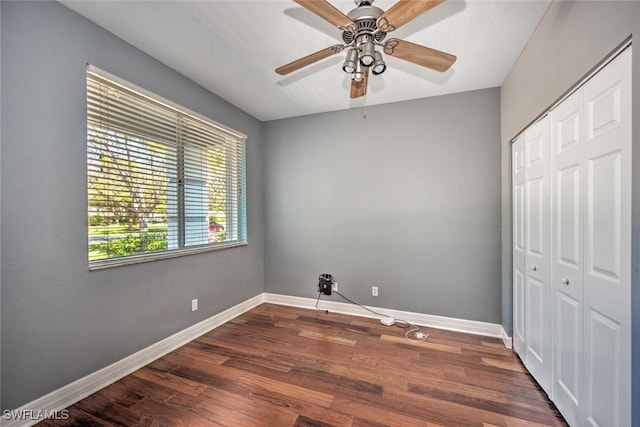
[40,303,567,426]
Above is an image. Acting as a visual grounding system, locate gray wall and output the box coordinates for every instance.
[500,1,640,423]
[0,1,264,410]
[263,88,502,324]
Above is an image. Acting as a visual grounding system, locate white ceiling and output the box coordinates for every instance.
[60,0,550,122]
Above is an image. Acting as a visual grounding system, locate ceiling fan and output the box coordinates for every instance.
[275,0,457,99]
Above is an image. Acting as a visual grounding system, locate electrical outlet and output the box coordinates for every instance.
[372,286,378,297]
[191,298,198,312]
[331,281,338,292]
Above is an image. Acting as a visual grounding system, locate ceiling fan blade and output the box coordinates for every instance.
[276,45,345,75]
[377,0,445,32]
[350,67,369,99]
[384,38,456,72]
[294,0,357,31]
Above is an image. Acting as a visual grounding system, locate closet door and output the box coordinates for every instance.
[512,135,526,357]
[523,115,552,394]
[551,89,584,426]
[582,48,631,427]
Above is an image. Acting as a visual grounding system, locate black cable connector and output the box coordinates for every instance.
[315,292,329,314]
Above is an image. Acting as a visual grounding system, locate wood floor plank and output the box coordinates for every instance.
[298,330,358,346]
[130,396,219,427]
[44,406,112,427]
[238,371,335,407]
[172,343,231,365]
[40,304,566,427]
[206,384,354,427]
[116,374,178,402]
[199,386,299,427]
[380,334,463,354]
[204,373,354,427]
[132,367,207,397]
[170,364,248,397]
[482,357,528,372]
[163,392,214,418]
[330,397,431,427]
[168,388,297,427]
[93,380,146,408]
[405,383,560,425]
[74,392,141,426]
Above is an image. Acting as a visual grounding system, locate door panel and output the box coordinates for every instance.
[588,85,621,139]
[558,165,580,267]
[514,144,525,174]
[523,116,551,394]
[586,309,621,427]
[582,48,631,427]
[527,134,544,166]
[526,177,544,257]
[512,135,526,356]
[551,88,584,425]
[526,276,544,363]
[558,111,580,153]
[557,293,580,404]
[587,151,621,281]
[514,184,525,252]
[514,268,525,350]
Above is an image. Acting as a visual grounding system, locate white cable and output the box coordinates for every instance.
[328,290,429,343]
[389,318,429,342]
[405,326,429,342]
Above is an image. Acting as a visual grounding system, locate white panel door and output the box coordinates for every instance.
[582,48,631,427]
[512,135,526,357]
[523,115,552,394]
[551,88,584,426]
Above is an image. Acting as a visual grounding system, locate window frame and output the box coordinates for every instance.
[86,65,247,271]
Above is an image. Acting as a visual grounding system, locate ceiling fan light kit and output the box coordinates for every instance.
[353,62,365,83]
[342,48,358,73]
[276,0,457,99]
[371,51,386,75]
[358,42,376,67]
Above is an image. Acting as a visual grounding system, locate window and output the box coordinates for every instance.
[87,65,246,269]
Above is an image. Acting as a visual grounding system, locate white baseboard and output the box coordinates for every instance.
[263,293,504,339]
[1,294,265,427]
[4,292,508,426]
[500,326,513,349]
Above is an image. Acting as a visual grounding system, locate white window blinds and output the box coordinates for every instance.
[87,65,246,269]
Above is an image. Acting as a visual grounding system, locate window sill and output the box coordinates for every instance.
[88,241,248,271]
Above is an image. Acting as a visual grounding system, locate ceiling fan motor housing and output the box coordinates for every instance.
[343,4,386,45]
